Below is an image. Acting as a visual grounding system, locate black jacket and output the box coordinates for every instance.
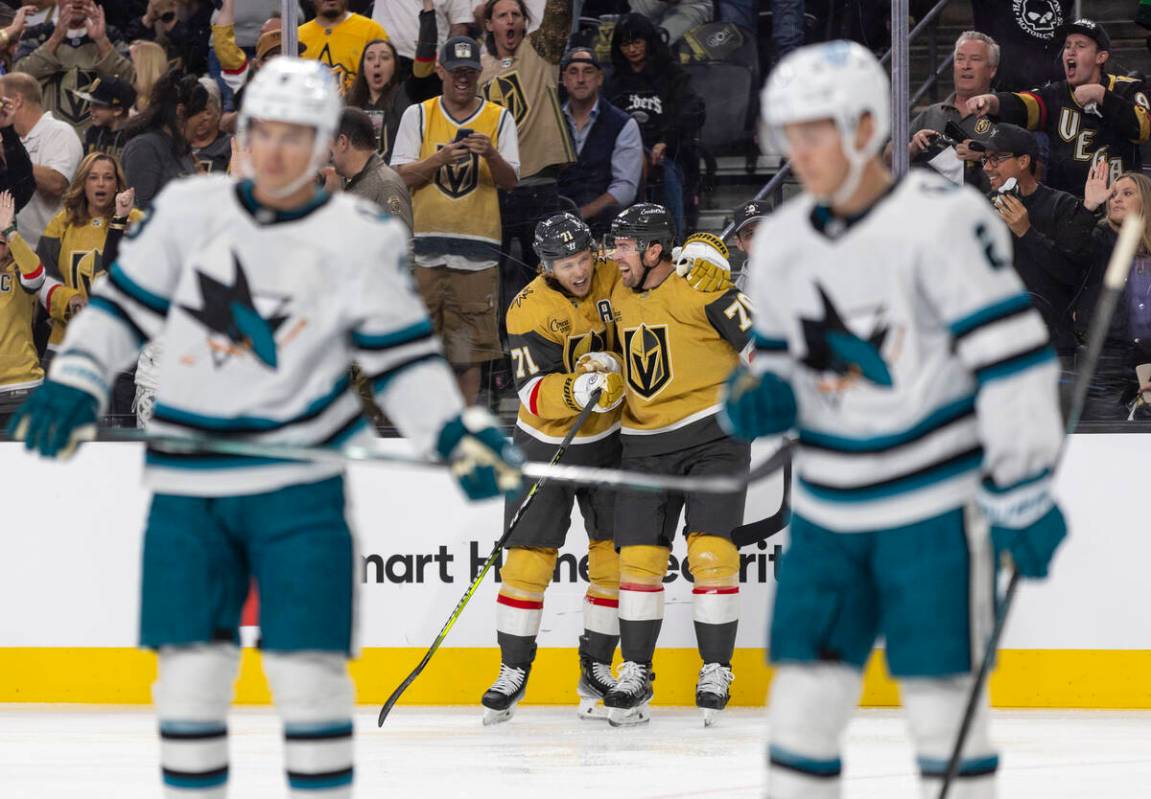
[0,125,35,213]
[604,62,702,158]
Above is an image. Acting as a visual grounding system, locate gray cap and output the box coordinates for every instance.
[440,36,482,72]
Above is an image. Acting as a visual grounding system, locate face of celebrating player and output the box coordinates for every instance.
[487,0,527,56]
[1063,34,1106,87]
[953,38,996,97]
[247,119,319,205]
[1108,176,1142,226]
[362,42,396,94]
[549,249,595,298]
[613,238,662,289]
[84,157,118,217]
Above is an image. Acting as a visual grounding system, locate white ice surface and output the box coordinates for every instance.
[2,706,1150,798]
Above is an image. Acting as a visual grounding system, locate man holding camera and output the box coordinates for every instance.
[976,123,1096,362]
[392,36,520,403]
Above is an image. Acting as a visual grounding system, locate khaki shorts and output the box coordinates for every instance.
[414,265,502,367]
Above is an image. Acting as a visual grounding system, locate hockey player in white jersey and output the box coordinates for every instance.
[8,58,522,799]
[721,42,1067,798]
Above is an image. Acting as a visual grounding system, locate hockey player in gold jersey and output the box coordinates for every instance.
[602,204,754,727]
[481,212,625,724]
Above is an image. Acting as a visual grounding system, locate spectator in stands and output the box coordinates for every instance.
[0,71,83,249]
[0,190,45,422]
[186,78,230,174]
[125,0,213,77]
[726,197,767,283]
[971,0,1071,92]
[604,13,702,238]
[213,4,304,117]
[327,107,412,231]
[205,0,278,109]
[71,76,136,160]
[120,70,199,206]
[769,0,805,60]
[371,0,470,88]
[130,39,169,112]
[557,47,642,237]
[1077,169,1151,421]
[968,19,1151,199]
[14,0,134,135]
[628,0,712,45]
[299,0,388,95]
[345,35,434,163]
[909,30,999,192]
[0,6,36,73]
[392,36,519,403]
[480,0,573,315]
[976,123,1096,361]
[0,95,38,215]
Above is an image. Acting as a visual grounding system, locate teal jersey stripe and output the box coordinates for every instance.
[753,330,788,351]
[769,744,842,777]
[976,345,1055,386]
[88,296,147,345]
[108,263,171,315]
[948,293,1032,339]
[799,447,983,503]
[918,754,1000,777]
[799,394,976,454]
[352,318,433,350]
[154,375,352,433]
[145,450,298,470]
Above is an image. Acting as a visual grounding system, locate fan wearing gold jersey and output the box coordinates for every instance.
[0,191,47,419]
[481,212,625,725]
[603,204,754,728]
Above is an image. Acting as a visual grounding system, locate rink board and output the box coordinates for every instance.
[2,434,1149,708]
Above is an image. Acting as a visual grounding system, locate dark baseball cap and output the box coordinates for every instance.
[70,76,136,110]
[969,123,1038,160]
[1057,18,1111,52]
[440,36,482,72]
[560,47,600,71]
[730,199,769,236]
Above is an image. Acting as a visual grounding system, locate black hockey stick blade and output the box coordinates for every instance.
[731,460,792,548]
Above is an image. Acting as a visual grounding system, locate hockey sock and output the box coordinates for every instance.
[903,676,998,799]
[264,652,356,799]
[687,533,740,664]
[496,547,557,666]
[618,545,670,664]
[153,644,239,799]
[582,539,620,662]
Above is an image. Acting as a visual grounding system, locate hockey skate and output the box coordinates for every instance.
[481,663,531,726]
[576,655,616,721]
[695,663,734,727]
[603,661,654,727]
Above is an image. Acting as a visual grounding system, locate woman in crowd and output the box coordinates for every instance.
[186,77,231,173]
[131,40,170,113]
[1079,164,1151,421]
[120,70,202,206]
[604,13,704,238]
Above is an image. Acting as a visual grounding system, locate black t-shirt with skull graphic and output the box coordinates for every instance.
[973,0,1072,92]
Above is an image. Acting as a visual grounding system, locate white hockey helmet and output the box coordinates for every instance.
[237,57,341,197]
[761,41,890,203]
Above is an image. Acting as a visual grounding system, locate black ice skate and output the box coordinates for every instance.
[603,661,654,727]
[695,663,734,727]
[576,655,616,721]
[481,663,531,726]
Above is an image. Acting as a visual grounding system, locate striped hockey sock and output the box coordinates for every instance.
[618,583,664,664]
[159,720,228,798]
[284,720,354,798]
[691,585,739,664]
[496,587,544,666]
[581,587,619,662]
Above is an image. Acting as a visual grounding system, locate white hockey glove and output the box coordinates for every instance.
[575,351,622,374]
[567,371,624,413]
[673,232,732,292]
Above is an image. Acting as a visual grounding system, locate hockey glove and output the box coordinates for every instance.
[436,408,524,501]
[7,380,99,460]
[979,476,1067,579]
[673,233,734,293]
[719,366,796,442]
[570,371,624,413]
[575,351,622,374]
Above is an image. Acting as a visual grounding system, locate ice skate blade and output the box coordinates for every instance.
[482,706,515,726]
[607,704,651,727]
[701,707,721,727]
[578,697,609,721]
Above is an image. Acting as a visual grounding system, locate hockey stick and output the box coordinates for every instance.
[375,390,602,725]
[731,458,792,548]
[937,213,1144,799]
[102,428,794,495]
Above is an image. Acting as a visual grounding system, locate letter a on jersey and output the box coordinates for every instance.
[624,323,671,398]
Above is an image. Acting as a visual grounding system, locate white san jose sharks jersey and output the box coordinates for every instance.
[49,175,464,497]
[747,170,1063,532]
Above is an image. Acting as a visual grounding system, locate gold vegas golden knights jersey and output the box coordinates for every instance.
[611,273,753,455]
[0,258,43,390]
[481,38,575,179]
[298,14,388,94]
[507,258,622,444]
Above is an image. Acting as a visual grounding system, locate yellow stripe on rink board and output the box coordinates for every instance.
[4,648,1151,708]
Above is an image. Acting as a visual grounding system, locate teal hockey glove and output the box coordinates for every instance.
[979,476,1067,579]
[7,380,99,459]
[719,366,797,442]
[436,408,524,501]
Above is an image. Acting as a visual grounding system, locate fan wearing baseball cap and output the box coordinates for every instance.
[71,78,136,161]
[966,18,1151,199]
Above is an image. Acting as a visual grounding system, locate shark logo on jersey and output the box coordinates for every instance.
[181,253,292,369]
[801,284,893,392]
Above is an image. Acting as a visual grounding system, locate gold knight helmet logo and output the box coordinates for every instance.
[434,147,479,198]
[623,324,671,398]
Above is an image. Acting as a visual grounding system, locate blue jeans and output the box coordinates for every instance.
[717,0,756,31]
[659,158,686,241]
[771,0,806,58]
